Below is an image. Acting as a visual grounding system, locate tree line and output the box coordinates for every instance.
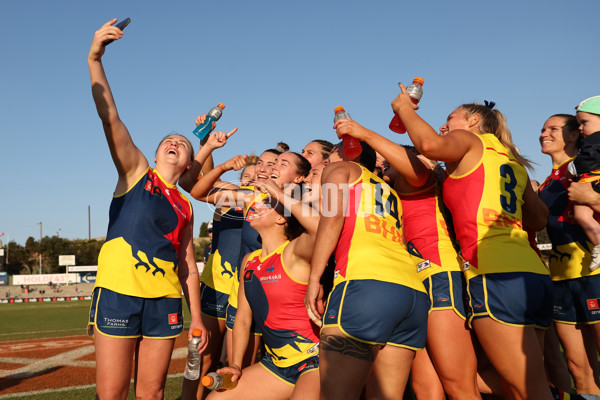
[1,221,211,275]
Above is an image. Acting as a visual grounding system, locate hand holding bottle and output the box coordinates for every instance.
[334,118,373,143]
[390,78,424,134]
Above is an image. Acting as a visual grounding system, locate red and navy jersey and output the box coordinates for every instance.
[243,241,319,368]
[96,168,192,298]
[538,158,597,280]
[399,183,462,281]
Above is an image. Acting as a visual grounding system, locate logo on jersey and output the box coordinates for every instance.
[462,261,470,271]
[417,259,431,273]
[266,265,275,273]
[587,298,599,310]
[168,313,179,325]
[244,269,255,282]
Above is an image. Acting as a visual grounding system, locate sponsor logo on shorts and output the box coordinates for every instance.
[103,317,128,327]
[297,358,317,372]
[587,298,599,310]
[417,259,431,273]
[168,313,179,325]
[327,309,337,320]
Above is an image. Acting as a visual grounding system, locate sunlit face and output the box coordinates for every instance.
[576,111,600,138]
[302,163,325,204]
[255,151,278,183]
[539,116,569,156]
[155,135,193,168]
[439,108,470,135]
[248,200,281,230]
[302,142,326,167]
[324,144,343,165]
[240,165,256,186]
[270,152,305,188]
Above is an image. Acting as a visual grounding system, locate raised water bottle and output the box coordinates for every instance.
[183,329,202,380]
[334,106,362,159]
[193,103,225,140]
[389,77,424,134]
[201,372,238,391]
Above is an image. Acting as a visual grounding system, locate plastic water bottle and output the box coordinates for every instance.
[334,106,362,159]
[201,372,238,391]
[193,103,225,140]
[389,77,424,134]
[183,329,202,380]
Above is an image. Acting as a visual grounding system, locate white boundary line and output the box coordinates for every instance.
[0,373,185,398]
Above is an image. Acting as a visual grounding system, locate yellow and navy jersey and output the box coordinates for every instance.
[398,184,463,281]
[443,133,548,279]
[243,241,319,368]
[538,158,598,280]
[334,164,425,293]
[200,207,243,293]
[96,167,192,298]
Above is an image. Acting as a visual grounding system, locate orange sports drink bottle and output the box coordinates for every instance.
[201,372,238,391]
[334,106,362,159]
[389,77,424,134]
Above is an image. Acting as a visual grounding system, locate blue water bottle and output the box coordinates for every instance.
[193,103,225,140]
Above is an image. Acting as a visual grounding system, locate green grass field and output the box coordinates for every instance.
[0,300,192,400]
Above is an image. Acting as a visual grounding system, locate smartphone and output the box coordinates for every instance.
[103,18,131,46]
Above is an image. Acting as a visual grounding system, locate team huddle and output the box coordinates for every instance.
[87,20,600,400]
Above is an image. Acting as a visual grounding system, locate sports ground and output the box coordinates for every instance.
[0,294,191,399]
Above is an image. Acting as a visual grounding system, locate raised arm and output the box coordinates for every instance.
[178,123,238,193]
[334,118,430,187]
[189,154,249,203]
[88,19,147,190]
[392,84,478,163]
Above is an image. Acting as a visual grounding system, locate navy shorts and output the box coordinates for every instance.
[467,272,553,328]
[225,303,261,335]
[423,271,467,319]
[553,274,600,324]
[260,353,319,386]
[322,280,429,349]
[89,287,183,338]
[200,283,229,320]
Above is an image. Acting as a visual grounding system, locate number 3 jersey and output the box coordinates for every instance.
[443,133,548,279]
[333,163,425,293]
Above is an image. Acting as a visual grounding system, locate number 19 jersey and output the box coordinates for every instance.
[443,133,548,279]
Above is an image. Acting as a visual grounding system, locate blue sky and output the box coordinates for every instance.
[1,0,599,246]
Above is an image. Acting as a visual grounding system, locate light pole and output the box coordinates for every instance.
[38,222,42,275]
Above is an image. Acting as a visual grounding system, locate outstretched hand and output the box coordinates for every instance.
[205,128,238,150]
[223,154,248,172]
[89,19,124,62]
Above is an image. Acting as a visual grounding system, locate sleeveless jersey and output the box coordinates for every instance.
[538,158,597,280]
[200,207,243,293]
[442,134,548,279]
[243,241,319,368]
[399,183,463,281]
[96,168,192,298]
[333,164,425,292]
